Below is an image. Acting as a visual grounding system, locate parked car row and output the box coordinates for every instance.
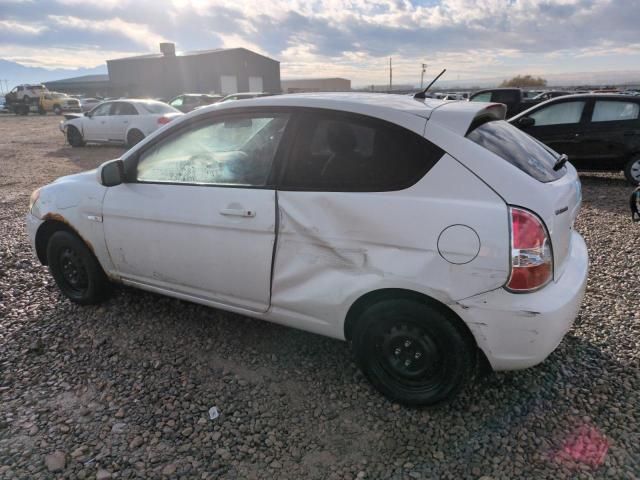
[57,92,276,147]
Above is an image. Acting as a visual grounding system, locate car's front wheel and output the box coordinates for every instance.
[67,125,85,147]
[352,298,476,406]
[46,230,111,304]
[624,157,640,185]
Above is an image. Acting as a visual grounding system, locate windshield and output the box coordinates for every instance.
[466,120,565,182]
[140,102,180,114]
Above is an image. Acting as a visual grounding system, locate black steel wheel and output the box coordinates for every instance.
[127,129,145,148]
[624,157,640,186]
[46,230,110,304]
[67,126,85,147]
[352,298,476,406]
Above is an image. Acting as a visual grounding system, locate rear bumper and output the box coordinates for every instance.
[454,231,588,370]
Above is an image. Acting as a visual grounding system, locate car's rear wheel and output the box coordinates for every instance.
[46,231,110,304]
[53,105,62,115]
[624,157,640,185]
[127,129,145,148]
[352,299,476,406]
[67,126,85,147]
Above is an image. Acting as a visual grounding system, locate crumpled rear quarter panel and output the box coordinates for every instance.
[270,154,510,339]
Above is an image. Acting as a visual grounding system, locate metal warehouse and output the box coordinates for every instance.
[106,43,280,99]
[281,77,351,93]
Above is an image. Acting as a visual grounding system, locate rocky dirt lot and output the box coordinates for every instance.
[0,115,639,480]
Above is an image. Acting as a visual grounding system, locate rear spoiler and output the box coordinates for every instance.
[428,102,507,136]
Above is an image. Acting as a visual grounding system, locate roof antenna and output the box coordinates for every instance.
[414,69,446,99]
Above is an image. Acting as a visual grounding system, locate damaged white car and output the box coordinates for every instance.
[27,93,588,405]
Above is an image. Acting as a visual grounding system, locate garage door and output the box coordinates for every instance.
[249,76,263,92]
[220,75,238,95]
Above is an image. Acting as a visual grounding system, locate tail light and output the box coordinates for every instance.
[157,116,171,125]
[507,207,553,292]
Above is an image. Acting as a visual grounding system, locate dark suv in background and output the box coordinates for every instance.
[510,94,640,184]
[469,88,541,117]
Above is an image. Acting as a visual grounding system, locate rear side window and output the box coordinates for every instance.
[471,92,491,102]
[281,111,444,191]
[492,91,518,104]
[592,101,639,122]
[467,120,564,182]
[112,102,138,116]
[528,101,585,126]
[140,102,180,114]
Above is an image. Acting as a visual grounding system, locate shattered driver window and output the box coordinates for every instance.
[136,113,289,186]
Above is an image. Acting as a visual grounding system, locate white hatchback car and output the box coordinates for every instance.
[60,99,182,148]
[28,93,588,405]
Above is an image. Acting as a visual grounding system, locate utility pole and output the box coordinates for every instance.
[389,57,392,92]
[420,63,427,89]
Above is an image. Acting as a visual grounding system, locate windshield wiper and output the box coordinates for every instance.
[553,154,568,171]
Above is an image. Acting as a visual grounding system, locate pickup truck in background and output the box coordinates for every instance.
[469,88,543,118]
[4,84,80,115]
[39,92,81,114]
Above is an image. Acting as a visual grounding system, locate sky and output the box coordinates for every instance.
[1,0,640,86]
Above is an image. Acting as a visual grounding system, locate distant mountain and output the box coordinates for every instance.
[354,70,640,90]
[0,59,107,92]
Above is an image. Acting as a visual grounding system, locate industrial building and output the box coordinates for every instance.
[106,43,280,98]
[281,77,351,93]
[44,74,112,97]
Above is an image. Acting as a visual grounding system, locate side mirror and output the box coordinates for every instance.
[98,159,125,187]
[84,111,91,117]
[517,116,535,128]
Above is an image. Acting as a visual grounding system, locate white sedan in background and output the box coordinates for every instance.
[60,99,182,148]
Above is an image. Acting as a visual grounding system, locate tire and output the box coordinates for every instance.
[352,299,476,406]
[38,106,46,115]
[53,105,62,115]
[67,126,85,147]
[127,129,145,148]
[624,157,640,185]
[46,231,111,304]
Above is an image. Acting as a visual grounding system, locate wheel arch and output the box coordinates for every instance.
[126,127,144,140]
[343,288,489,369]
[35,218,96,266]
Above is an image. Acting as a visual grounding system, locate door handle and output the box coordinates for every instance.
[563,133,580,139]
[220,208,255,217]
[123,121,129,124]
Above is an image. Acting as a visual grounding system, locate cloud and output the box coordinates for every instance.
[1,0,639,84]
[0,20,47,35]
[48,15,167,50]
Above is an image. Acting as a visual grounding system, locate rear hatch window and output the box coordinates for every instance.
[466,120,565,182]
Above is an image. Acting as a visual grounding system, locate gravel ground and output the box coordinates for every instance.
[0,115,639,480]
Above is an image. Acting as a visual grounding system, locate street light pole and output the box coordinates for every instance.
[420,64,427,89]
